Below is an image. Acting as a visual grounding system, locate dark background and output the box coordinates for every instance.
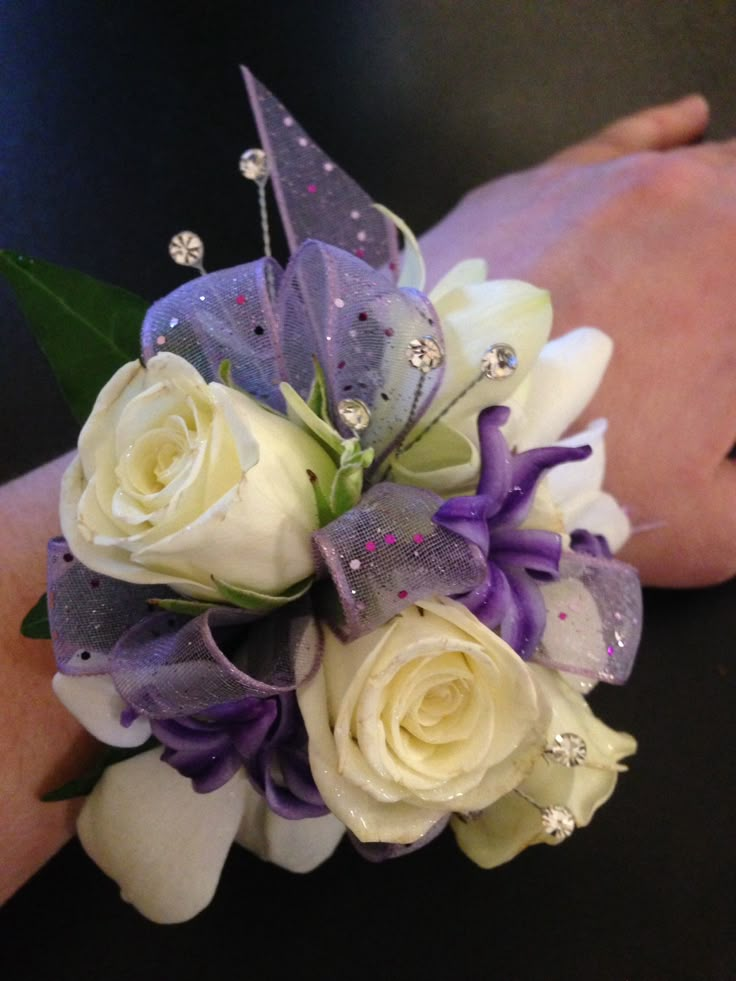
[1,3,735,979]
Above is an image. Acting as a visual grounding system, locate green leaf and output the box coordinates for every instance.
[21,593,50,639]
[42,738,159,802]
[308,469,336,527]
[212,574,314,612]
[0,251,148,423]
[146,596,219,617]
[280,381,344,462]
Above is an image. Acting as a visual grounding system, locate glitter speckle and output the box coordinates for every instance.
[349,559,361,571]
[63,552,74,563]
[169,317,179,328]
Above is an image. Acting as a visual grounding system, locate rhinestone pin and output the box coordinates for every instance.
[407,336,444,373]
[239,148,269,183]
[338,398,371,432]
[545,732,588,767]
[541,805,576,841]
[481,343,518,379]
[168,231,204,268]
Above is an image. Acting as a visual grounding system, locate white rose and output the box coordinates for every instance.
[453,664,637,868]
[60,352,336,600]
[297,597,548,845]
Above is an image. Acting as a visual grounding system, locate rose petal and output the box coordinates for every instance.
[77,749,247,923]
[51,672,151,747]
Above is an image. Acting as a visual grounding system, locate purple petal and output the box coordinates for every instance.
[493,444,592,528]
[433,495,491,553]
[489,528,561,578]
[570,528,613,559]
[257,750,328,819]
[151,719,228,752]
[476,406,513,508]
[230,701,279,761]
[460,563,512,630]
[191,751,244,794]
[499,570,548,660]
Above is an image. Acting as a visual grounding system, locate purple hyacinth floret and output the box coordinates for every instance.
[151,693,327,819]
[433,405,591,659]
[570,527,613,559]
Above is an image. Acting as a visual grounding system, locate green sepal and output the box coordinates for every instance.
[41,738,159,802]
[280,380,344,462]
[309,471,336,527]
[218,358,236,388]
[147,596,219,617]
[328,438,375,518]
[0,250,148,424]
[306,358,332,424]
[212,574,314,612]
[21,593,51,639]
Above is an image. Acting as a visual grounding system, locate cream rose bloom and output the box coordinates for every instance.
[60,352,336,600]
[453,664,637,868]
[297,597,549,845]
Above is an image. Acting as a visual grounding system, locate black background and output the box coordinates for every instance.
[1,3,735,979]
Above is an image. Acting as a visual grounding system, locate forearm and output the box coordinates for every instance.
[0,453,98,904]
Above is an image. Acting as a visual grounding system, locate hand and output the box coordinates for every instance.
[420,95,736,587]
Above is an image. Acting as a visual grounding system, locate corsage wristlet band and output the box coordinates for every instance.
[5,68,641,924]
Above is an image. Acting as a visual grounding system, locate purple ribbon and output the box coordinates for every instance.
[141,241,445,467]
[313,482,487,642]
[241,66,400,276]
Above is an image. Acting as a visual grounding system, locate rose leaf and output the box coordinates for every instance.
[21,593,51,639]
[0,251,148,423]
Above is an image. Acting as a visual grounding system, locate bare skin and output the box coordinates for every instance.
[421,94,736,586]
[0,96,732,904]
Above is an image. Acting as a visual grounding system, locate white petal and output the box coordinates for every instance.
[235,784,344,873]
[430,258,487,306]
[77,750,247,923]
[52,673,151,747]
[512,328,613,450]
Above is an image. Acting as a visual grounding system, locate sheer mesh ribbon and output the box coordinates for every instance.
[533,551,643,684]
[241,66,400,276]
[313,483,487,641]
[48,540,322,718]
[141,242,445,463]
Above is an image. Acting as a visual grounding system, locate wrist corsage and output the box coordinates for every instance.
[6,69,641,923]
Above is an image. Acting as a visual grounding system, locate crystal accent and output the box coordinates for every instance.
[541,805,576,841]
[239,148,269,183]
[481,343,518,379]
[338,398,371,432]
[168,231,204,267]
[545,732,588,767]
[407,336,444,373]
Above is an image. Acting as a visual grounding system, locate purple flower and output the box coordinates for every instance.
[151,693,327,819]
[433,405,591,659]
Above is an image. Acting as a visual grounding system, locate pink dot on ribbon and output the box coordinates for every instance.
[558,612,567,620]
[307,183,317,194]
[298,137,308,147]
[397,590,408,600]
[358,312,368,322]
[365,541,376,552]
[384,533,397,545]
[350,209,361,220]
[156,335,166,346]
[389,262,398,271]
[355,248,366,259]
[413,533,424,544]
[607,645,615,656]
[283,116,294,127]
[349,559,361,571]
[338,360,346,370]
[324,161,335,172]
[236,295,246,305]
[334,297,345,308]
[384,328,394,337]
